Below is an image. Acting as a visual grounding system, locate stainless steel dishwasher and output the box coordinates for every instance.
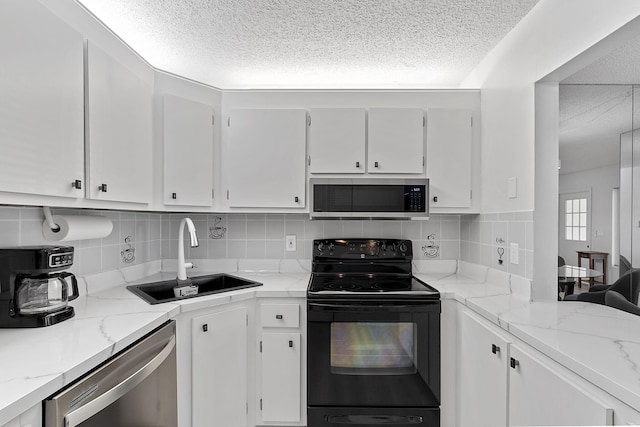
[44,320,177,427]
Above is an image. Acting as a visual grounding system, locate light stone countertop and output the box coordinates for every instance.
[1,258,640,424]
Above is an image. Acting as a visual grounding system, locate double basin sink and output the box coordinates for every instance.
[127,273,263,304]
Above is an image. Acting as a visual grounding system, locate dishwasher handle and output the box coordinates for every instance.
[64,335,176,427]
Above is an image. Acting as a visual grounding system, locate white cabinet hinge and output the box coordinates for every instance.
[308,156,311,166]
[307,115,311,126]
[212,115,215,126]
[422,156,425,166]
[260,341,262,352]
[226,189,229,200]
[260,398,263,410]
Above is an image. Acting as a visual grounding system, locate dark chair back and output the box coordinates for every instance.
[605,290,640,316]
[558,256,566,267]
[619,255,632,277]
[609,268,640,305]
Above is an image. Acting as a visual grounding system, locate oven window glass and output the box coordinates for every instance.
[330,322,417,375]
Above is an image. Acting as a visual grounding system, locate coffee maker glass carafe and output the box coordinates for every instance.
[16,272,78,315]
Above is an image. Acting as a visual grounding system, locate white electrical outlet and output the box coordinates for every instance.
[510,243,519,264]
[285,235,297,252]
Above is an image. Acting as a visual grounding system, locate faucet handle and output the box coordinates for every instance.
[184,262,196,270]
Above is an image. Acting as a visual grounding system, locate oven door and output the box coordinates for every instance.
[307,300,440,408]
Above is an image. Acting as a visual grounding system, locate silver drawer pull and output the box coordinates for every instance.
[276,314,283,319]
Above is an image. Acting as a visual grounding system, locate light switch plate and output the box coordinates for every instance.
[285,235,297,252]
[510,243,519,264]
[508,176,517,199]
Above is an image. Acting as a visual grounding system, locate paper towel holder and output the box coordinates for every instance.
[43,207,61,233]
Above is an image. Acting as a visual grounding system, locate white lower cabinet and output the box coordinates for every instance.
[256,300,306,426]
[191,304,248,427]
[459,309,614,426]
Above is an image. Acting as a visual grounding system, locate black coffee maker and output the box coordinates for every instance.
[0,246,79,327]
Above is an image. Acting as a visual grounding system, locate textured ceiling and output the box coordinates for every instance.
[75,0,540,89]
[559,85,633,175]
[559,32,640,175]
[562,35,640,85]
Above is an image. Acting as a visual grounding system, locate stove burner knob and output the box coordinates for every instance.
[328,243,335,252]
[317,242,325,252]
[381,241,387,251]
[398,242,408,253]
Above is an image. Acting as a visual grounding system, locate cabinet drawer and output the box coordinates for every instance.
[261,304,300,328]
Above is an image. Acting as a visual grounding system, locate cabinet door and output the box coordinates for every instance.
[459,311,509,427]
[0,0,84,198]
[227,109,306,208]
[261,332,301,423]
[86,41,152,203]
[367,108,424,174]
[163,95,213,206]
[192,306,247,427]
[309,108,366,173]
[508,343,613,426]
[426,109,472,207]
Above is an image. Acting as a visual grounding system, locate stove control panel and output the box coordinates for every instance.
[314,239,412,259]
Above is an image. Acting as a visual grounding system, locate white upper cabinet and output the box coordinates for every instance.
[308,108,366,174]
[426,109,472,208]
[163,95,214,207]
[367,108,424,174]
[0,0,84,198]
[86,41,152,204]
[227,109,307,208]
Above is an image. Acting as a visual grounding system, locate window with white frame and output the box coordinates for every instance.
[565,198,587,241]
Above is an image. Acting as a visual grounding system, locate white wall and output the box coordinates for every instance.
[559,164,620,282]
[462,0,640,300]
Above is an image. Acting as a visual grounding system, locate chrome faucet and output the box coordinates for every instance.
[177,217,199,284]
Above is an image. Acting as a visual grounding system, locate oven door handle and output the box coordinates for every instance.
[325,414,424,424]
[63,335,175,427]
[308,302,439,312]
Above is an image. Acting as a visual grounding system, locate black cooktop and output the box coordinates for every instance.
[308,238,440,300]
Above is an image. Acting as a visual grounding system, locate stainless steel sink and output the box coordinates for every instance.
[127,273,263,304]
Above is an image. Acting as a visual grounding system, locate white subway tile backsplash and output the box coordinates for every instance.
[246,220,266,239]
[0,207,20,220]
[246,239,267,259]
[342,221,364,238]
[0,221,20,246]
[460,211,533,279]
[0,206,470,280]
[266,219,285,239]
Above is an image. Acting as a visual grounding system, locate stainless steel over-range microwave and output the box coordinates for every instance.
[309,178,429,220]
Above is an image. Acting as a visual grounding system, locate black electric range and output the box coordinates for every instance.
[307,238,441,427]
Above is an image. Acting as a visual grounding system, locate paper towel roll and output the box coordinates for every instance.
[42,215,113,242]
